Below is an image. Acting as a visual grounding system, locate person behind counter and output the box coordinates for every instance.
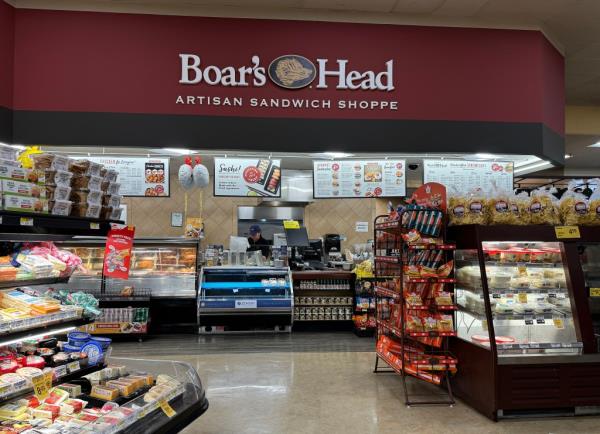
[247,224,272,258]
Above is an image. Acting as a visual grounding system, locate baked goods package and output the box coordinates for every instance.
[69,159,103,177]
[448,187,487,225]
[487,183,515,225]
[528,188,560,225]
[510,192,531,225]
[559,181,589,225]
[586,179,600,225]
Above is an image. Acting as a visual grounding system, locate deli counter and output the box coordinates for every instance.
[197,266,294,333]
[54,237,201,332]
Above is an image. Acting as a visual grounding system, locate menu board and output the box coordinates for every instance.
[313,160,406,198]
[87,157,170,197]
[423,160,514,194]
[214,158,282,197]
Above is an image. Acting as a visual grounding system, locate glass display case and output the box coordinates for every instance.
[577,242,600,349]
[198,266,293,333]
[448,225,600,421]
[456,242,581,356]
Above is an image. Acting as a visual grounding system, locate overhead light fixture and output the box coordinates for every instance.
[588,142,600,148]
[0,325,77,347]
[320,152,354,159]
[160,148,198,155]
[513,160,553,175]
[473,153,496,160]
[565,153,573,159]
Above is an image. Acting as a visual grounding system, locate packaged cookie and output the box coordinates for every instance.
[50,200,72,216]
[70,189,102,204]
[71,175,102,191]
[46,185,72,201]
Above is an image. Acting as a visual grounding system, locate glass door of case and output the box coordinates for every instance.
[455,242,582,356]
[577,243,600,347]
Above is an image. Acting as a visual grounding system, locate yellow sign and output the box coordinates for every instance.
[90,222,100,230]
[159,400,176,418]
[283,220,300,229]
[518,292,528,304]
[555,225,580,239]
[590,288,600,297]
[32,371,53,400]
[553,317,565,329]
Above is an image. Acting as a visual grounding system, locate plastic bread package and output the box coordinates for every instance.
[586,179,600,225]
[448,187,486,225]
[487,182,515,225]
[559,180,589,225]
[511,192,531,225]
[529,188,560,225]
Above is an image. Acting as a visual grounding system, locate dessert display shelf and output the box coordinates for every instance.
[447,224,600,421]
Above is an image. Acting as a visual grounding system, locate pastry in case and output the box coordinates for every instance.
[1,180,46,198]
[3,193,48,213]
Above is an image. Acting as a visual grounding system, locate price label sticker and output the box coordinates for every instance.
[32,372,53,400]
[519,344,529,350]
[54,365,68,378]
[590,288,600,297]
[555,225,580,239]
[67,361,80,373]
[90,222,100,230]
[159,400,176,418]
[518,292,528,304]
[551,343,562,348]
[0,383,12,397]
[553,317,565,330]
[529,343,540,349]
[536,317,546,324]
[524,319,534,325]
[19,217,34,227]
[492,293,501,299]
[481,320,488,331]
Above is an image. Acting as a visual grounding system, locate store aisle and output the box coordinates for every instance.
[112,335,600,434]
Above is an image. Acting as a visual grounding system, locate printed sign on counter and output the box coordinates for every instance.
[313,160,406,198]
[103,224,135,279]
[87,157,170,197]
[214,158,281,197]
[423,160,513,194]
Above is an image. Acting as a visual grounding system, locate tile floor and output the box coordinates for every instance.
[112,335,600,434]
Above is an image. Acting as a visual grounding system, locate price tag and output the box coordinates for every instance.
[548,293,557,299]
[32,372,53,400]
[518,292,528,304]
[555,225,580,239]
[481,320,488,331]
[551,343,562,348]
[67,361,80,373]
[524,319,534,325]
[19,217,34,226]
[590,288,600,297]
[529,343,540,348]
[492,293,501,299]
[54,365,68,378]
[283,220,300,229]
[553,317,565,329]
[519,344,529,350]
[536,317,545,324]
[159,400,176,418]
[90,222,100,230]
[0,383,12,397]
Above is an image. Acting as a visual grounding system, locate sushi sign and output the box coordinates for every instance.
[214,158,282,197]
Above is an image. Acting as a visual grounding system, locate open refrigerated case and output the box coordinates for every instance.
[54,238,201,334]
[449,224,600,420]
[198,266,293,333]
[0,212,208,432]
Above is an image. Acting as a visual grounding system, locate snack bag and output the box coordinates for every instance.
[559,181,589,225]
[511,191,531,225]
[529,188,560,225]
[406,314,424,332]
[437,260,454,277]
[586,179,600,225]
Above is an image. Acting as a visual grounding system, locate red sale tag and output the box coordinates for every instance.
[103,224,136,279]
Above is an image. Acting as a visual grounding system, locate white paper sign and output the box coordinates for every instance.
[235,299,257,309]
[214,158,281,197]
[423,160,513,194]
[313,160,406,198]
[87,157,170,197]
[355,221,369,232]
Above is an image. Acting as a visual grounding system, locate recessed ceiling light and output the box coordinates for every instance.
[323,152,354,159]
[565,153,573,159]
[473,153,495,160]
[588,141,600,148]
[161,148,198,155]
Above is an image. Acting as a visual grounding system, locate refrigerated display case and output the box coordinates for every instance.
[577,241,600,349]
[54,238,201,333]
[198,266,293,333]
[448,225,600,420]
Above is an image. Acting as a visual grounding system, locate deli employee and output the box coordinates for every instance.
[247,224,271,258]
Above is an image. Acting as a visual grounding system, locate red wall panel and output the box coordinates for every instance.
[12,9,564,134]
[0,0,14,109]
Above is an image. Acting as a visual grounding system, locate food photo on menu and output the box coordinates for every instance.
[144,162,167,196]
[242,159,281,197]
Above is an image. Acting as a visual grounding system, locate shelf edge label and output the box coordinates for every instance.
[555,225,580,239]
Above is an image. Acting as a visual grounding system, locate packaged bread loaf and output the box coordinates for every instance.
[487,184,514,225]
[69,159,103,177]
[30,153,55,170]
[448,188,486,225]
[49,200,72,216]
[510,192,531,225]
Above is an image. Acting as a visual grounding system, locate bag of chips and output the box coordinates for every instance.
[448,187,487,225]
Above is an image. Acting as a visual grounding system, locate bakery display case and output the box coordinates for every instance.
[448,225,600,421]
[54,238,202,333]
[198,266,293,333]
